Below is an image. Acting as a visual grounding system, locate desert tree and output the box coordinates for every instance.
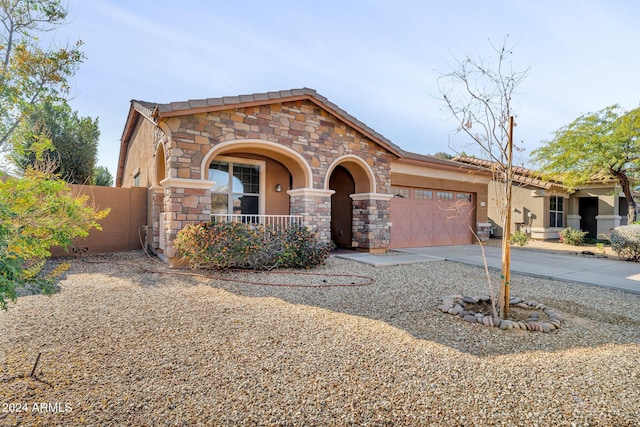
[436,36,530,320]
[532,105,640,223]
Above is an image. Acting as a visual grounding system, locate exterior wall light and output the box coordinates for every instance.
[275,184,282,192]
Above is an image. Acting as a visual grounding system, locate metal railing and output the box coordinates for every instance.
[211,214,303,229]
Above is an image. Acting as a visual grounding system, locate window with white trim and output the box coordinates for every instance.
[209,158,263,215]
[549,196,564,227]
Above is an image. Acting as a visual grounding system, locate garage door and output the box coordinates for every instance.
[389,187,474,248]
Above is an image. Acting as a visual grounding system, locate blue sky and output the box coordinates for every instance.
[52,0,640,181]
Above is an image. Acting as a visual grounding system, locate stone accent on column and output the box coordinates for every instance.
[476,223,492,242]
[149,185,165,253]
[159,178,213,261]
[350,193,393,252]
[288,188,334,243]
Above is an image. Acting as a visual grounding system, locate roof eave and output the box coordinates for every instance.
[394,156,493,176]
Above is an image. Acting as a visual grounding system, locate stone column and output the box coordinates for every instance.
[159,177,213,265]
[476,223,492,242]
[149,185,165,253]
[350,193,393,253]
[288,188,334,243]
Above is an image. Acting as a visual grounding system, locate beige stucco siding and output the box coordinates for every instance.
[121,119,157,188]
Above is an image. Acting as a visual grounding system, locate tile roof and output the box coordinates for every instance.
[452,156,566,189]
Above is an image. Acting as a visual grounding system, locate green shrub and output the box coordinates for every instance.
[610,224,640,261]
[174,222,333,270]
[558,227,588,246]
[509,230,529,246]
[276,225,335,268]
[0,169,109,309]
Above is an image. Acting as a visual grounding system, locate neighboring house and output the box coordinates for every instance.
[454,156,638,241]
[117,88,491,266]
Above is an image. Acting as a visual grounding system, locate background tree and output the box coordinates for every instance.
[437,37,530,321]
[0,0,85,153]
[431,151,453,160]
[93,165,113,186]
[10,99,99,183]
[532,105,640,223]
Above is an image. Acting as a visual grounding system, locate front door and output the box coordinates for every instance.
[579,197,598,239]
[329,166,354,248]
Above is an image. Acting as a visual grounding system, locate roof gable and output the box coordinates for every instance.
[130,88,404,157]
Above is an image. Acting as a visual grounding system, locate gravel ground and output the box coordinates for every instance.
[1,250,639,426]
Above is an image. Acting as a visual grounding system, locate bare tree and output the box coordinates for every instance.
[437,36,530,320]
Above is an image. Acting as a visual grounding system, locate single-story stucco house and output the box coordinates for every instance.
[454,156,638,241]
[116,88,493,266]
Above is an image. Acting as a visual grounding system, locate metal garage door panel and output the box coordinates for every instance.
[390,196,474,248]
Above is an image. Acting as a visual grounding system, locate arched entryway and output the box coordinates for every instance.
[329,165,355,248]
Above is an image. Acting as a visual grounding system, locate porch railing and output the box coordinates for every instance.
[211,214,303,229]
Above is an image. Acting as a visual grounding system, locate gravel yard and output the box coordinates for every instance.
[1,250,639,426]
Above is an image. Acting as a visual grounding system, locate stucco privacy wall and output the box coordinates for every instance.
[154,99,396,260]
[50,185,147,257]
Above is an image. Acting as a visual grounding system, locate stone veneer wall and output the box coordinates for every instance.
[162,186,212,258]
[288,190,333,243]
[154,100,396,259]
[164,100,393,186]
[352,198,392,250]
[150,187,164,250]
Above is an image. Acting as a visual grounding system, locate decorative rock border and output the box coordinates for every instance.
[438,295,563,332]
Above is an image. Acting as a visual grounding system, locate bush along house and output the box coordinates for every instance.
[117,88,491,266]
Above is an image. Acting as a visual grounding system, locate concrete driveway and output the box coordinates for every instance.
[335,245,640,294]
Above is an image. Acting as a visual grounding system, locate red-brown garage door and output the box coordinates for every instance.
[389,187,474,248]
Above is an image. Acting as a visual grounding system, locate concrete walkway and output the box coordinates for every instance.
[334,245,640,294]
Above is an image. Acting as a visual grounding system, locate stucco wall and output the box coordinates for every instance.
[50,185,147,256]
[121,119,157,188]
[488,182,549,237]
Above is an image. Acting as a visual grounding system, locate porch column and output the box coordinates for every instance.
[149,185,165,253]
[350,193,393,252]
[596,215,622,240]
[288,188,334,243]
[567,214,581,230]
[159,177,214,263]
